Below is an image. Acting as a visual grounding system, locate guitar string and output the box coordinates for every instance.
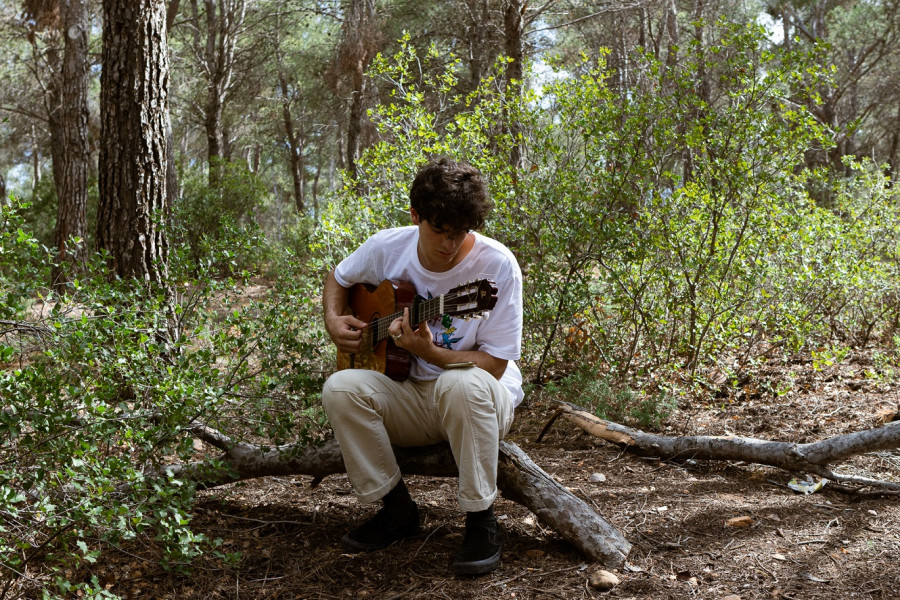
[366,289,486,346]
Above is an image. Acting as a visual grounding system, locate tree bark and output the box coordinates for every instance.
[97,0,170,283]
[187,0,246,184]
[464,0,492,88]
[47,0,91,289]
[31,124,42,192]
[503,0,525,170]
[497,440,632,566]
[663,0,678,74]
[165,0,182,213]
[274,19,306,214]
[165,427,632,567]
[279,76,306,213]
[329,0,378,181]
[542,400,900,492]
[889,100,900,181]
[166,0,181,31]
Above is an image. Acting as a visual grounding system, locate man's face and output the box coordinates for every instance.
[411,208,471,272]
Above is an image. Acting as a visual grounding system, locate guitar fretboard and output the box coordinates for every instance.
[366,290,478,347]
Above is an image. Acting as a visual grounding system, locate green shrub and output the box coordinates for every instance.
[171,158,270,276]
[546,367,676,430]
[320,21,853,387]
[0,196,48,315]
[0,193,328,596]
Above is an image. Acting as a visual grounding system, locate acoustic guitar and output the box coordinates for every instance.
[336,278,499,381]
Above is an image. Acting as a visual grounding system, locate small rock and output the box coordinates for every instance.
[588,569,620,591]
[721,596,742,600]
[725,516,754,528]
[588,472,607,483]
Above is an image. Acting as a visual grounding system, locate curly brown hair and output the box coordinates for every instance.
[409,157,493,234]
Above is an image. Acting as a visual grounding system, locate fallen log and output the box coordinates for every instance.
[497,440,631,566]
[542,400,900,492]
[164,424,631,567]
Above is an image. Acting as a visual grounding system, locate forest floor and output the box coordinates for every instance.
[76,350,900,599]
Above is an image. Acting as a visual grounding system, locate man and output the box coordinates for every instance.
[321,157,523,575]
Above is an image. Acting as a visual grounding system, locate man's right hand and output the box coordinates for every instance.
[325,313,369,354]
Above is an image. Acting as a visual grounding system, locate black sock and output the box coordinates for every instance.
[466,505,495,525]
[382,479,416,514]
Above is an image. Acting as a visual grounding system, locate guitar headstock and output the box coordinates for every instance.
[445,279,499,319]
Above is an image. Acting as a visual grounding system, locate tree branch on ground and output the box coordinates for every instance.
[540,399,900,493]
[162,423,632,567]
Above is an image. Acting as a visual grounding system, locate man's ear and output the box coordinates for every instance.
[410,207,420,225]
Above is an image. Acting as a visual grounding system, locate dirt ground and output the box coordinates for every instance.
[78,352,900,599]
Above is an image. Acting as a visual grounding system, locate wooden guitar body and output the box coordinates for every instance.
[335,277,498,381]
[337,279,416,381]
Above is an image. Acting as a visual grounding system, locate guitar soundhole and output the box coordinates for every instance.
[368,312,381,349]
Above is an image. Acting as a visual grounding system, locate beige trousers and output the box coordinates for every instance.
[322,366,515,512]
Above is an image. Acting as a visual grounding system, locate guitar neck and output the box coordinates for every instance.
[369,295,447,345]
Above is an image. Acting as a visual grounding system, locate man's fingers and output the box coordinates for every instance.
[389,316,403,337]
[345,315,368,330]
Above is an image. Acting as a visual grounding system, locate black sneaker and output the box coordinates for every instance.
[452,513,502,575]
[340,504,420,553]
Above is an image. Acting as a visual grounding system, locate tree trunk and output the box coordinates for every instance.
[276,56,305,212]
[346,78,364,181]
[166,0,181,31]
[164,427,632,567]
[663,0,678,74]
[330,0,378,182]
[503,0,524,170]
[464,0,492,89]
[313,142,323,220]
[497,441,632,566]
[31,125,41,191]
[638,6,647,53]
[49,0,91,289]
[203,1,225,183]
[781,6,792,52]
[191,0,245,185]
[542,400,900,492]
[165,0,181,212]
[97,0,170,283]
[889,101,900,182]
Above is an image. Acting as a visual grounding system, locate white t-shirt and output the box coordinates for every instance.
[334,226,524,407]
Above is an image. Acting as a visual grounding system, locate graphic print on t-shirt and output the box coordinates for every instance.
[425,290,463,349]
[433,312,462,349]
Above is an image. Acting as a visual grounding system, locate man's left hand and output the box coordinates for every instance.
[389,307,433,356]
